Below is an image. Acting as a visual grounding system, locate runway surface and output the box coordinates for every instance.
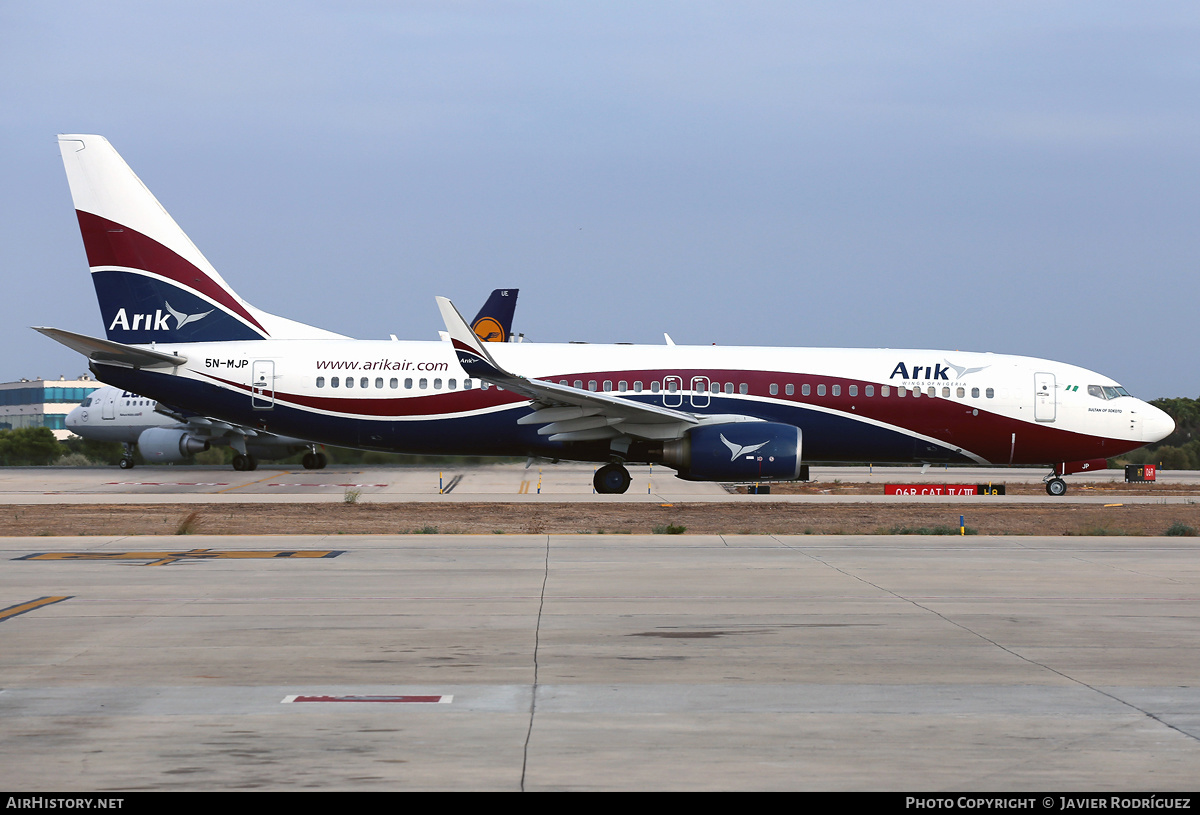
[0,463,1196,503]
[3,532,1200,790]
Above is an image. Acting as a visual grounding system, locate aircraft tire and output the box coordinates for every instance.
[302,453,316,470]
[232,454,249,472]
[246,455,258,472]
[118,457,134,470]
[594,462,632,494]
[315,452,327,469]
[1046,477,1067,496]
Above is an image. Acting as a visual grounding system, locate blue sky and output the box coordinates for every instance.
[2,2,1197,397]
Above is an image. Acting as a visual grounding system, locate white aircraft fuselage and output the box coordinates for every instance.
[39,135,1174,493]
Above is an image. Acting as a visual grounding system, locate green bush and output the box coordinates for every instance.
[0,428,64,465]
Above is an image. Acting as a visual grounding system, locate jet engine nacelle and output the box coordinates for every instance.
[662,422,802,481]
[138,427,210,462]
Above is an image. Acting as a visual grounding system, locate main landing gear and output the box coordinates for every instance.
[593,462,632,494]
[302,448,328,470]
[118,443,135,470]
[1044,476,1068,496]
[232,454,258,472]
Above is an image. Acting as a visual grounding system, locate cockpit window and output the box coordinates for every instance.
[80,398,91,407]
[1088,384,1131,400]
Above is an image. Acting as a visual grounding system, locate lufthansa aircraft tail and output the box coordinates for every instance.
[58,134,346,344]
[471,288,519,343]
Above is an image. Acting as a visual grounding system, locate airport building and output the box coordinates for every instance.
[0,375,100,439]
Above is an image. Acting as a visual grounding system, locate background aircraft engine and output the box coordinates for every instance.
[662,422,802,481]
[137,428,210,462]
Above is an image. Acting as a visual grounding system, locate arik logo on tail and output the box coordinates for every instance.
[889,359,990,381]
[720,434,769,461]
[108,301,214,332]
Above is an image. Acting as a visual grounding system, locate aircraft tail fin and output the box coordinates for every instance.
[57,135,345,344]
[469,288,519,343]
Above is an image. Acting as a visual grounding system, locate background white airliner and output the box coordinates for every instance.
[38,135,1174,494]
[67,385,320,471]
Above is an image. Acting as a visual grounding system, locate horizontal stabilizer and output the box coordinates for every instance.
[32,326,187,369]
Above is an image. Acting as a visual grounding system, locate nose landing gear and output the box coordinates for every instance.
[1044,476,1067,496]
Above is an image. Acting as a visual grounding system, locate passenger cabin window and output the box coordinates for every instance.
[831,385,840,397]
[802,384,811,396]
[634,382,643,392]
[785,384,794,396]
[390,378,398,389]
[346,377,354,389]
[434,378,442,389]
[986,388,995,398]
[725,383,734,394]
[405,378,413,389]
[360,377,368,389]
[848,385,857,397]
[375,378,384,389]
[316,377,325,388]
[865,385,874,397]
[880,385,889,397]
[331,377,340,388]
[971,387,979,398]
[817,384,826,396]
[739,384,748,395]
[419,378,428,389]
[651,382,660,393]
[769,384,778,395]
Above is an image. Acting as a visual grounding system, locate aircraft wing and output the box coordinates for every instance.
[437,297,756,443]
[33,327,186,369]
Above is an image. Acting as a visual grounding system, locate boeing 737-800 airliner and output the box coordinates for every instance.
[37,135,1174,494]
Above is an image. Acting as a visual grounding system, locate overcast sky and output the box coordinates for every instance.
[2,1,1197,398]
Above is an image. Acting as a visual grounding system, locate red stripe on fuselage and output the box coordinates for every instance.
[195,365,1134,464]
[76,210,268,336]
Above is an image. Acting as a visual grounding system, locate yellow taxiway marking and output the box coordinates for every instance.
[17,550,345,566]
[0,595,72,622]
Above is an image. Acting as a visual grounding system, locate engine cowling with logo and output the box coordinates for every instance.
[662,422,802,481]
[137,428,210,462]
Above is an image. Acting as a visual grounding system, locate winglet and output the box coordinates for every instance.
[436,297,506,379]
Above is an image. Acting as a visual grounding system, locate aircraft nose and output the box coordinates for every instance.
[66,407,82,428]
[1142,403,1175,443]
